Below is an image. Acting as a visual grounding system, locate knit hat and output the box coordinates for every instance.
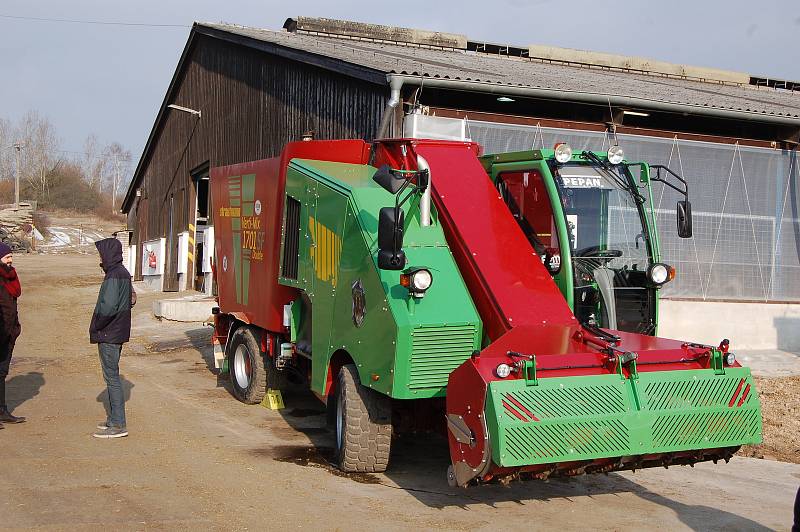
[0,242,11,260]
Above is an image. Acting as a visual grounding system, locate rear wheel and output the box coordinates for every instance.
[334,364,392,473]
[229,327,267,404]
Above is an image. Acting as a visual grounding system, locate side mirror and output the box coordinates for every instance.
[677,200,693,238]
[377,207,406,270]
[373,165,405,195]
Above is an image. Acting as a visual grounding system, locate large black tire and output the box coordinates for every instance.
[333,364,392,473]
[228,327,267,405]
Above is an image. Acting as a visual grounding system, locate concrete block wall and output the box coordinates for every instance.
[659,300,800,351]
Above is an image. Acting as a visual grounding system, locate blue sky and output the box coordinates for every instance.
[1,0,798,160]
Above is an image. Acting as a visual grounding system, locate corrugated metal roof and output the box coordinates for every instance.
[198,22,800,122]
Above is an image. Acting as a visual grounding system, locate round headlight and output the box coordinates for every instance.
[495,363,512,378]
[554,143,573,163]
[723,352,736,366]
[411,269,433,291]
[607,145,625,165]
[649,263,669,284]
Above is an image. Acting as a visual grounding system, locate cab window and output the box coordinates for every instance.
[497,170,559,258]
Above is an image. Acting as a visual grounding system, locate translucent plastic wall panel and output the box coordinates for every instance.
[771,150,800,300]
[464,119,799,301]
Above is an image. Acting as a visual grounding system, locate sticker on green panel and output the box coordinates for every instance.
[309,215,342,287]
[218,173,266,305]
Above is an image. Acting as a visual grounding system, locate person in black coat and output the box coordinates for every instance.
[89,238,132,439]
[0,242,25,426]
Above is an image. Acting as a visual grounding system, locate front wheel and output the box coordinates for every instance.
[334,364,392,473]
[228,327,267,404]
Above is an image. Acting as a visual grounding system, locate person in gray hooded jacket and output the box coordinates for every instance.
[90,238,132,439]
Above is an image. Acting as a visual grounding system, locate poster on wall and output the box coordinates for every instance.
[202,226,214,273]
[142,238,166,276]
[177,232,189,275]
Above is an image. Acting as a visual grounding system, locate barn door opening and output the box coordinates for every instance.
[192,165,210,292]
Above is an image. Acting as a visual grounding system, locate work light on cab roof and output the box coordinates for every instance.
[608,145,625,164]
[554,143,572,163]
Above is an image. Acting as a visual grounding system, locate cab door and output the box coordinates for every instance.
[491,162,575,309]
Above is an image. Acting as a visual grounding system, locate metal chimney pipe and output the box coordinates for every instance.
[377,77,404,139]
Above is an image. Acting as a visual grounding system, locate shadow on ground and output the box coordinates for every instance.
[5,370,45,412]
[177,326,773,530]
[95,375,134,419]
[185,327,231,390]
[245,385,771,531]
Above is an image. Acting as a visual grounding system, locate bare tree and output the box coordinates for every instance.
[16,111,63,200]
[100,142,131,211]
[0,110,134,211]
[81,134,105,191]
[0,118,13,183]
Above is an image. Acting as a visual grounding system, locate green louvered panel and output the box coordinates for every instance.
[640,370,762,451]
[505,383,628,419]
[486,369,763,468]
[643,374,747,410]
[487,375,634,466]
[650,409,762,450]
[504,419,630,463]
[408,324,477,389]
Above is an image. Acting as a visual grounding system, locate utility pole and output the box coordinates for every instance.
[113,153,119,215]
[12,143,23,208]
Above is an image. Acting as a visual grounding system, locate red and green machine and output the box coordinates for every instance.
[211,137,761,486]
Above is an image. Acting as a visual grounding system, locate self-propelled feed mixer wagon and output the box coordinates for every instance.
[210,138,762,486]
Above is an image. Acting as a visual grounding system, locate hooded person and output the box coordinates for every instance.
[0,242,24,426]
[89,237,132,439]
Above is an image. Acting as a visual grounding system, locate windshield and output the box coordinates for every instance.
[554,164,651,273]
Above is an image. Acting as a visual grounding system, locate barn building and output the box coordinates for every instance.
[121,17,800,349]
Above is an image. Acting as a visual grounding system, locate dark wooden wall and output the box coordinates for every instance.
[127,35,387,286]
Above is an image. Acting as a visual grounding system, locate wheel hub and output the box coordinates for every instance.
[233,345,251,389]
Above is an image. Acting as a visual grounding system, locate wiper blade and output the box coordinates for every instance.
[580,151,646,204]
[582,151,609,169]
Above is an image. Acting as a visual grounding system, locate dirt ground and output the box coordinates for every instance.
[1,252,799,531]
[740,376,800,463]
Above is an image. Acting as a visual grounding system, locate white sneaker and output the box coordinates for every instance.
[93,426,128,439]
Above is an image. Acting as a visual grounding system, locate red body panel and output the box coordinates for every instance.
[211,140,370,332]
[370,139,712,367]
[415,141,577,340]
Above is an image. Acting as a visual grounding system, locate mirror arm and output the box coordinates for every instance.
[650,165,689,200]
[380,168,430,267]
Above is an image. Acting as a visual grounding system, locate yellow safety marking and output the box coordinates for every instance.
[308,216,341,287]
[261,389,285,410]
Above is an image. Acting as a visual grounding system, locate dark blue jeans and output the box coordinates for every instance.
[98,343,125,428]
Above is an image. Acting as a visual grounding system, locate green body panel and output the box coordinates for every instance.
[280,159,482,400]
[486,368,762,468]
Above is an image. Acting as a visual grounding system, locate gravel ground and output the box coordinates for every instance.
[1,251,798,531]
[740,375,800,463]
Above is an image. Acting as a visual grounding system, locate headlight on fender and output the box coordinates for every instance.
[400,267,433,297]
[648,262,675,285]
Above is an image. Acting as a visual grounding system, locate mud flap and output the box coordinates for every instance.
[445,358,493,487]
[212,338,225,369]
